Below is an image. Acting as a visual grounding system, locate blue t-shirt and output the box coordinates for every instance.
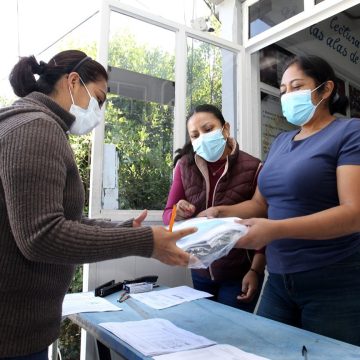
[258,118,360,274]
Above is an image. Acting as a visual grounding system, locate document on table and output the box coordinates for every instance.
[130,286,212,309]
[62,291,121,316]
[153,344,270,359]
[99,318,216,356]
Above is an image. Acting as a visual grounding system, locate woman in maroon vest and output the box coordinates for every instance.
[163,104,265,312]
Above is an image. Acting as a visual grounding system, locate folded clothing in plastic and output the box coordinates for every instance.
[173,217,248,269]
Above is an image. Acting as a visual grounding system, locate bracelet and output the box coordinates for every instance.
[250,268,262,277]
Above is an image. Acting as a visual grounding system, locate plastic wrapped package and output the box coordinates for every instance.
[173,217,248,269]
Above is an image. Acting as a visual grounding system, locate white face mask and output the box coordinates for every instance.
[68,78,102,135]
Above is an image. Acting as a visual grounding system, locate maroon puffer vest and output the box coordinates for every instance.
[179,141,261,281]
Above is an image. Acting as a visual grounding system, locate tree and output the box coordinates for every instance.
[104,32,223,210]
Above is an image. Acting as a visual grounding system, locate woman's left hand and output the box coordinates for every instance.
[133,209,148,227]
[235,218,278,249]
[237,270,258,302]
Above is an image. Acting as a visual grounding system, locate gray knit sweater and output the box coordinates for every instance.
[0,92,154,356]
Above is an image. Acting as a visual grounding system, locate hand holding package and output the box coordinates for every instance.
[173,217,248,269]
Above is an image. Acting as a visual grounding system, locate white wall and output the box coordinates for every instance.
[279,11,360,86]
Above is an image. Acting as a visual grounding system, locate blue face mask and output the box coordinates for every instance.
[192,128,226,162]
[281,83,324,126]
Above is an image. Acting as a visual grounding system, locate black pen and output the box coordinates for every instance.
[302,345,308,360]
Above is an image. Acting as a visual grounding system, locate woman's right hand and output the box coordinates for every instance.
[197,206,219,218]
[151,225,197,266]
[176,200,196,220]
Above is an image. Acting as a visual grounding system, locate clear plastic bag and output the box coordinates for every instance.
[174,217,248,269]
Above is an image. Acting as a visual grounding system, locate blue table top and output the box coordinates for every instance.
[69,289,360,360]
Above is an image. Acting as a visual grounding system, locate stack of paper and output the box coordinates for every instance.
[100,318,216,356]
[62,291,121,316]
[129,285,212,309]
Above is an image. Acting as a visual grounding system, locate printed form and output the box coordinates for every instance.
[99,318,216,356]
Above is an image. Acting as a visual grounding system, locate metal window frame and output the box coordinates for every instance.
[90,0,243,222]
[91,0,359,221]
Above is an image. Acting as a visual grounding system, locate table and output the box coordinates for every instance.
[69,290,360,360]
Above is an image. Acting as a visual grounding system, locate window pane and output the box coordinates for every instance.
[249,0,304,38]
[103,11,175,210]
[119,0,222,39]
[336,77,347,116]
[261,92,297,160]
[260,45,293,88]
[350,85,360,118]
[186,37,237,124]
[40,13,100,64]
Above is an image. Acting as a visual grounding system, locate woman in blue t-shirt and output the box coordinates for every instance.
[199,55,360,346]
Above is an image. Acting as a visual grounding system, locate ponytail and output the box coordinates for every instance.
[9,50,108,98]
[173,141,195,167]
[9,56,43,97]
[330,93,349,116]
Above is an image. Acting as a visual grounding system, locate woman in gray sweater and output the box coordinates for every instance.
[0,50,195,359]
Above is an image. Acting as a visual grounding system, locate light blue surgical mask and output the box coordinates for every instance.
[192,128,226,162]
[281,83,325,126]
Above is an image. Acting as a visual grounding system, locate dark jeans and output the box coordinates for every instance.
[0,349,48,360]
[191,270,263,313]
[257,249,360,346]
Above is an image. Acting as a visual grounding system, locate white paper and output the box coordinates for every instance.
[130,286,212,309]
[62,291,122,316]
[99,318,216,356]
[153,344,270,360]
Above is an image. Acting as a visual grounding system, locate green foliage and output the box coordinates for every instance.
[104,32,177,210]
[105,32,222,210]
[108,31,175,80]
[187,38,223,110]
[105,95,173,209]
[0,96,15,108]
[69,134,92,214]
[59,266,83,359]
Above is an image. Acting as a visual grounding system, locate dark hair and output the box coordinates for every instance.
[9,50,108,98]
[283,55,349,115]
[173,104,225,166]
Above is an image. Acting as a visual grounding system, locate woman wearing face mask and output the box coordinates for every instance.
[199,55,360,346]
[0,50,196,359]
[163,104,265,312]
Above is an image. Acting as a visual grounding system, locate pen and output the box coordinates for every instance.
[302,345,308,360]
[117,291,127,303]
[169,204,177,232]
[119,294,130,303]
